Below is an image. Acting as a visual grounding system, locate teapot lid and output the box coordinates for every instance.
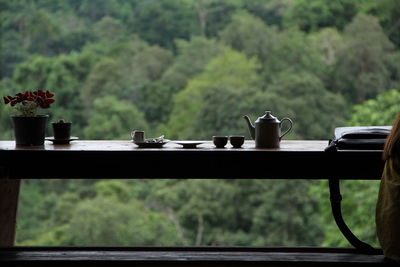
[256,111,280,123]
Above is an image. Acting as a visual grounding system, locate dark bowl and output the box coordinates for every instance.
[229,136,245,148]
[213,136,228,148]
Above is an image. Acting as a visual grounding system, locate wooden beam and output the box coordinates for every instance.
[0,247,389,266]
[0,178,20,246]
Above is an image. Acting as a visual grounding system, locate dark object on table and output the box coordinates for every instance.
[175,141,203,148]
[134,138,170,148]
[229,136,245,148]
[52,119,71,140]
[11,115,48,146]
[325,126,392,152]
[213,136,228,148]
[45,136,79,144]
[244,111,292,148]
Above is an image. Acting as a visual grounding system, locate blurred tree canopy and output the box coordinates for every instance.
[1,0,398,247]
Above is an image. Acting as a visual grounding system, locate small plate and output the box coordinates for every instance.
[46,137,79,144]
[134,139,170,148]
[175,141,203,148]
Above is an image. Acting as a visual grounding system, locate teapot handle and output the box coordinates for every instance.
[279,118,293,140]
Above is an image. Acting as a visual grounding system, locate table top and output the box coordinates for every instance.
[0,140,327,151]
[0,140,384,180]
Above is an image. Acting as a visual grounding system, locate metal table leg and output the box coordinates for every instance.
[328,178,377,254]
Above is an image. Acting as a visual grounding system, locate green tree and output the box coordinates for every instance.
[150,179,237,245]
[243,0,293,28]
[128,0,197,49]
[13,51,99,136]
[284,0,358,32]
[265,71,348,139]
[333,14,397,103]
[149,179,323,246]
[83,96,148,140]
[356,0,400,48]
[0,31,28,78]
[161,47,261,139]
[0,78,16,139]
[309,28,343,68]
[186,0,243,37]
[136,82,175,128]
[161,36,224,91]
[67,197,179,246]
[349,89,400,126]
[311,89,400,247]
[219,10,279,65]
[92,16,128,45]
[20,9,62,55]
[82,40,173,110]
[76,0,121,21]
[262,29,327,83]
[194,84,268,138]
[310,179,381,247]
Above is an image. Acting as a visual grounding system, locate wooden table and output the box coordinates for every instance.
[0,140,385,253]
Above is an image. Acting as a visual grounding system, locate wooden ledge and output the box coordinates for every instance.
[0,247,396,266]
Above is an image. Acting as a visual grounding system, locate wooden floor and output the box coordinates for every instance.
[0,247,398,266]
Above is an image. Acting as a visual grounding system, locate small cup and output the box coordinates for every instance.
[52,120,71,140]
[213,136,228,148]
[229,136,245,148]
[131,130,145,143]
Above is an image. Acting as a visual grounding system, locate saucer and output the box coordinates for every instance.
[175,141,203,148]
[46,137,79,144]
[134,139,170,148]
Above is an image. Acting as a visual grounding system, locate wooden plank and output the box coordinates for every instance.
[0,247,389,265]
[0,140,384,180]
[0,140,330,151]
[0,178,20,247]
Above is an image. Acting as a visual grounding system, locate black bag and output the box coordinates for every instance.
[325,126,392,152]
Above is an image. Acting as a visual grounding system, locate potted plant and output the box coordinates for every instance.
[52,119,71,140]
[3,89,55,146]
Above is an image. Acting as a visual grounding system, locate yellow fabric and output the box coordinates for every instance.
[376,156,400,262]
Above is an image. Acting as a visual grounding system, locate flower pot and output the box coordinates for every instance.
[52,121,71,140]
[11,115,49,146]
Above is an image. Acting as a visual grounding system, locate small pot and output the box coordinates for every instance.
[52,121,71,140]
[11,115,49,146]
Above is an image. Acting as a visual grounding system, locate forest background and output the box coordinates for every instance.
[1,0,400,247]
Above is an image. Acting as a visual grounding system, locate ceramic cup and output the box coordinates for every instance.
[213,136,228,148]
[52,121,71,140]
[229,136,245,148]
[131,130,145,143]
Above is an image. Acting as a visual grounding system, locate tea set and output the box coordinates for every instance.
[132,111,293,149]
[244,111,293,148]
[45,119,78,144]
[45,111,293,148]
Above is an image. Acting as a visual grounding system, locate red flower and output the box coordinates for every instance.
[3,96,13,104]
[3,89,55,116]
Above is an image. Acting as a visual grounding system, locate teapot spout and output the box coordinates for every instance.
[243,115,255,140]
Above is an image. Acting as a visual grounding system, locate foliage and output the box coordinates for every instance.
[219,10,279,65]
[2,0,398,248]
[310,180,381,247]
[262,29,327,83]
[3,89,55,117]
[349,89,400,126]
[265,71,348,139]
[161,47,261,139]
[310,89,400,247]
[81,40,173,108]
[284,0,358,31]
[83,96,148,140]
[127,0,197,50]
[333,14,398,103]
[161,37,224,91]
[243,0,293,28]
